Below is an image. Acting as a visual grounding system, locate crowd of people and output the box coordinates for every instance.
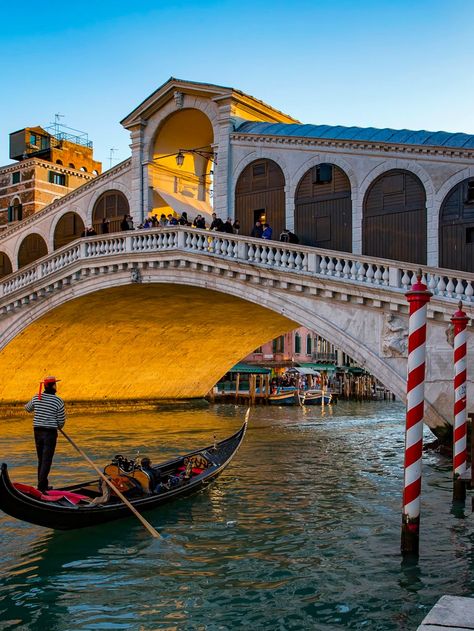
[83,211,300,244]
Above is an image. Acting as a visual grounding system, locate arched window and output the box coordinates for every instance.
[69,163,75,169]
[18,234,48,269]
[92,170,99,176]
[363,169,426,265]
[54,212,85,249]
[306,334,312,355]
[56,159,63,165]
[295,163,352,251]
[92,190,130,234]
[80,166,88,172]
[439,177,474,272]
[235,159,285,239]
[0,252,12,278]
[272,336,285,353]
[8,197,22,222]
[294,333,301,354]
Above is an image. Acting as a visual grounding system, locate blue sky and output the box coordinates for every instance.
[1,0,473,168]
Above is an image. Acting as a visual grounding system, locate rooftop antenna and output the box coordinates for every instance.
[52,113,65,136]
[109,147,117,169]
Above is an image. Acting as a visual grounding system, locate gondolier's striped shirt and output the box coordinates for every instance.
[25,394,66,429]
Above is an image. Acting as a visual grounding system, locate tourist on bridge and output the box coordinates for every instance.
[159,213,167,227]
[251,221,263,238]
[209,213,220,231]
[279,228,299,244]
[233,219,240,234]
[25,377,66,493]
[262,223,273,239]
[179,212,191,226]
[193,214,206,229]
[121,214,130,231]
[223,218,234,234]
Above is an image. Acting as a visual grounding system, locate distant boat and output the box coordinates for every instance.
[301,389,332,405]
[268,387,300,406]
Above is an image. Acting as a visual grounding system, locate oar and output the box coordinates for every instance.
[59,428,161,539]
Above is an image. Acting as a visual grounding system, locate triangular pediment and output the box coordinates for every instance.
[121,77,299,129]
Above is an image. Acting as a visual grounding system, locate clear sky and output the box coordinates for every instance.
[1,0,473,169]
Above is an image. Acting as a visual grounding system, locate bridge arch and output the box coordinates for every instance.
[294,162,352,250]
[17,233,48,269]
[439,176,474,272]
[362,168,427,264]
[234,158,286,238]
[0,252,12,278]
[53,211,85,250]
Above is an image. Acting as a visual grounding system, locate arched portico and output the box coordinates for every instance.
[17,233,48,269]
[362,169,427,264]
[235,158,286,238]
[53,212,85,249]
[439,176,474,272]
[0,252,12,278]
[294,163,352,250]
[92,190,130,234]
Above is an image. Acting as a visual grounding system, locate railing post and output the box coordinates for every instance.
[237,240,247,261]
[307,252,317,273]
[177,229,185,249]
[389,266,401,288]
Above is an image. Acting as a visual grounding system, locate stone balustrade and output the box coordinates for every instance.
[1,227,474,305]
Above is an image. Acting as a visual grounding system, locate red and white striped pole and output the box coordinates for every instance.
[401,271,432,556]
[451,301,469,500]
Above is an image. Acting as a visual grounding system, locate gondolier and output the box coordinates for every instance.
[25,376,66,492]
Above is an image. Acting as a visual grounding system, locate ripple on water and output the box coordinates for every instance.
[0,402,473,630]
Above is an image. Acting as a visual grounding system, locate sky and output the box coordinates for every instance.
[1,0,473,169]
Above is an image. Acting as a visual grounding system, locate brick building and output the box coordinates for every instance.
[0,125,101,228]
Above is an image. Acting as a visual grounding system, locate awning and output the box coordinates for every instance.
[299,363,337,373]
[229,363,271,375]
[155,188,214,222]
[287,367,320,376]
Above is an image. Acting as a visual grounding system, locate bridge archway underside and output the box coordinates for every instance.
[1,229,473,434]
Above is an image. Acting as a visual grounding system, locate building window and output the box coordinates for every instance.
[314,163,333,184]
[8,199,22,222]
[294,333,301,354]
[253,346,263,353]
[12,172,20,184]
[252,163,266,178]
[306,335,312,355]
[272,336,285,353]
[48,171,67,186]
[29,133,37,146]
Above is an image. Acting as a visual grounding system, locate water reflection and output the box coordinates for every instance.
[0,401,473,630]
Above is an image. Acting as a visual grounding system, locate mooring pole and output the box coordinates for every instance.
[401,271,432,556]
[451,302,469,501]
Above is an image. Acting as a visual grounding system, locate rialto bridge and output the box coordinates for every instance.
[0,77,473,438]
[0,226,473,440]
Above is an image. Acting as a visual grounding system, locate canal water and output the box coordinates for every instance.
[0,401,473,630]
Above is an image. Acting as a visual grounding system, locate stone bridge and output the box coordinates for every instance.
[0,227,473,437]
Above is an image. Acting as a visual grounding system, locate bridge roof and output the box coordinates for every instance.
[235,121,474,150]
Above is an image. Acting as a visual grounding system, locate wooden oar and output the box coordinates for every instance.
[59,428,161,539]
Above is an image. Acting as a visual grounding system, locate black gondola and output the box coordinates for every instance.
[0,420,247,531]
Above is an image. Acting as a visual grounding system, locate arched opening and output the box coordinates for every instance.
[92,190,130,234]
[80,166,88,172]
[8,197,22,222]
[54,212,85,249]
[235,159,285,238]
[18,234,48,269]
[150,108,214,222]
[439,178,474,272]
[56,160,63,165]
[363,169,426,264]
[295,163,352,250]
[69,163,75,169]
[0,252,12,278]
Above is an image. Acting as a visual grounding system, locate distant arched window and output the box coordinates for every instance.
[56,159,63,165]
[92,170,99,176]
[18,234,48,268]
[92,190,130,234]
[69,163,75,169]
[80,166,87,172]
[0,252,12,278]
[306,334,312,355]
[294,333,301,354]
[8,197,22,222]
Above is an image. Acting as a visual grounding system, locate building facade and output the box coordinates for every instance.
[0,77,473,277]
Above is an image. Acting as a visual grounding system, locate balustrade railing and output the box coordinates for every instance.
[1,227,474,304]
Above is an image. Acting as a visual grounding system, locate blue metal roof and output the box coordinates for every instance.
[235,121,474,150]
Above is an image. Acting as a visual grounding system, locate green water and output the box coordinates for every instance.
[0,401,473,630]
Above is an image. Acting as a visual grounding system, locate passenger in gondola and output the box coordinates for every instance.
[25,376,66,493]
[140,457,161,492]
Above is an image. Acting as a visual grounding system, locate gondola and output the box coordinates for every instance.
[0,420,247,531]
[268,387,300,405]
